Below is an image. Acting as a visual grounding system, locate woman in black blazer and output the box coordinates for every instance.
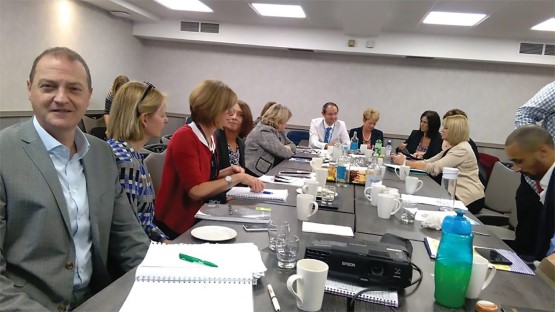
[210,100,254,203]
[348,108,384,149]
[396,110,442,160]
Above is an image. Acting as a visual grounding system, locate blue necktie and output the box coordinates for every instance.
[324,127,332,143]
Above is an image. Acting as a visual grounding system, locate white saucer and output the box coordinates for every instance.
[191,225,237,242]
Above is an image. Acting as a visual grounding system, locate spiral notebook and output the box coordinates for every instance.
[325,278,399,308]
[226,187,288,202]
[120,242,267,312]
[195,203,272,224]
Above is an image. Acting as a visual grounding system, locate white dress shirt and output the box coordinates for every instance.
[33,117,92,290]
[309,117,350,149]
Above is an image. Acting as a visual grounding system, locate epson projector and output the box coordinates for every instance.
[305,237,412,288]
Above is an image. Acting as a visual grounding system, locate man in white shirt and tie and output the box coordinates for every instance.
[309,102,350,149]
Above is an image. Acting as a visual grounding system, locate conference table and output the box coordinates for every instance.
[76,157,554,312]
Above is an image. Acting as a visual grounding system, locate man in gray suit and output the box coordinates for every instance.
[0,47,150,311]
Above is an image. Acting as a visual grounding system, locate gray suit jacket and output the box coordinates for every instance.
[244,123,296,176]
[0,119,150,311]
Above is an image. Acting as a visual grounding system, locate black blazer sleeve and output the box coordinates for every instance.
[423,133,443,159]
[398,130,422,154]
[468,138,480,161]
[238,137,246,168]
[215,129,230,171]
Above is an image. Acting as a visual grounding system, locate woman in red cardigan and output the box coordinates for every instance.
[155,80,265,238]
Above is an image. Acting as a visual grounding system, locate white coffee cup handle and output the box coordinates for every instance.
[391,199,401,215]
[364,187,372,201]
[308,201,319,218]
[415,180,424,193]
[482,266,496,290]
[286,274,303,304]
[302,185,309,194]
[395,168,401,178]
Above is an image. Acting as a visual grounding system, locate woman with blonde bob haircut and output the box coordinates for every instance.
[245,104,297,176]
[106,81,171,242]
[156,80,264,238]
[392,115,485,213]
[348,108,384,149]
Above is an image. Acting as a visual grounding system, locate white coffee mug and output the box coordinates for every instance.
[310,158,323,171]
[364,183,386,206]
[302,180,319,198]
[405,176,424,195]
[314,168,328,188]
[296,194,319,221]
[360,144,368,153]
[287,259,329,312]
[386,188,401,199]
[395,165,411,180]
[377,193,401,219]
[465,254,497,299]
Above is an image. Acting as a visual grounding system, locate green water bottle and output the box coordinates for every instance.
[434,210,473,308]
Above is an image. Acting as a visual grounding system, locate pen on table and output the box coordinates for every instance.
[228,204,233,215]
[267,284,281,312]
[178,253,218,268]
[263,191,273,195]
[472,231,491,236]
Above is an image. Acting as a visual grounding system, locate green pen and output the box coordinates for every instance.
[179,253,218,268]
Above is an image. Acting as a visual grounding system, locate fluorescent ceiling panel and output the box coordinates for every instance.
[153,0,212,12]
[250,3,305,18]
[423,11,487,26]
[532,18,555,31]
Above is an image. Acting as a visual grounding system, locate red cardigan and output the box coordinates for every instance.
[155,125,214,235]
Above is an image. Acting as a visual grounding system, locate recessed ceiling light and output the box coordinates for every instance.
[250,3,305,18]
[153,0,212,12]
[532,18,555,31]
[423,11,487,26]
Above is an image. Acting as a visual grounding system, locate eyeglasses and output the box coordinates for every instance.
[137,82,155,117]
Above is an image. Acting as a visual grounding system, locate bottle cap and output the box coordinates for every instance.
[442,167,459,179]
[476,300,498,312]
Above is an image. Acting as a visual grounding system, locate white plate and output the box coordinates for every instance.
[191,226,237,242]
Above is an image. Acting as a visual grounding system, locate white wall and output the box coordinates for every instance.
[141,40,554,144]
[0,0,144,112]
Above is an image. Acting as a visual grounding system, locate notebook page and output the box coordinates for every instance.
[120,279,253,312]
[226,187,288,202]
[325,278,398,307]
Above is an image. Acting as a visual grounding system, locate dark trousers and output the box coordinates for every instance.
[467,197,485,214]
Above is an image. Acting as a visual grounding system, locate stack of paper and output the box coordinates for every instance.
[226,187,288,202]
[195,204,271,224]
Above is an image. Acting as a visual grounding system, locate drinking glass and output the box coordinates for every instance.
[276,234,300,269]
[320,185,336,206]
[268,220,290,251]
[400,200,418,224]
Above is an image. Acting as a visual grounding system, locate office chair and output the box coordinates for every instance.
[143,150,166,196]
[286,130,310,146]
[161,134,173,144]
[144,143,168,153]
[476,161,521,226]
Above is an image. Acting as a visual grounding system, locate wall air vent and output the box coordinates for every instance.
[519,43,543,55]
[200,23,220,33]
[544,44,554,56]
[181,21,200,32]
[286,48,315,52]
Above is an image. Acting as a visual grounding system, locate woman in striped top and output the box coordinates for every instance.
[106,81,170,242]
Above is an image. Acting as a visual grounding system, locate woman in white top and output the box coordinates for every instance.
[392,115,485,214]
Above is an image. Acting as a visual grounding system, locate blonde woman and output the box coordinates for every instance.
[348,108,384,149]
[103,75,129,125]
[106,81,170,242]
[245,104,297,176]
[155,80,264,238]
[392,115,485,213]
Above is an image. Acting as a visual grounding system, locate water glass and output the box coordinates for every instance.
[400,200,418,224]
[268,220,290,251]
[320,185,336,206]
[276,234,300,269]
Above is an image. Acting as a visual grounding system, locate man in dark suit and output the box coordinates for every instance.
[0,47,149,310]
[505,125,555,260]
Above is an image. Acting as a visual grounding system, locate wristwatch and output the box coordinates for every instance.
[225,176,233,189]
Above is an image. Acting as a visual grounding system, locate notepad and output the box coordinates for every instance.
[325,278,399,307]
[226,187,288,202]
[195,203,272,224]
[302,221,354,237]
[120,242,267,312]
